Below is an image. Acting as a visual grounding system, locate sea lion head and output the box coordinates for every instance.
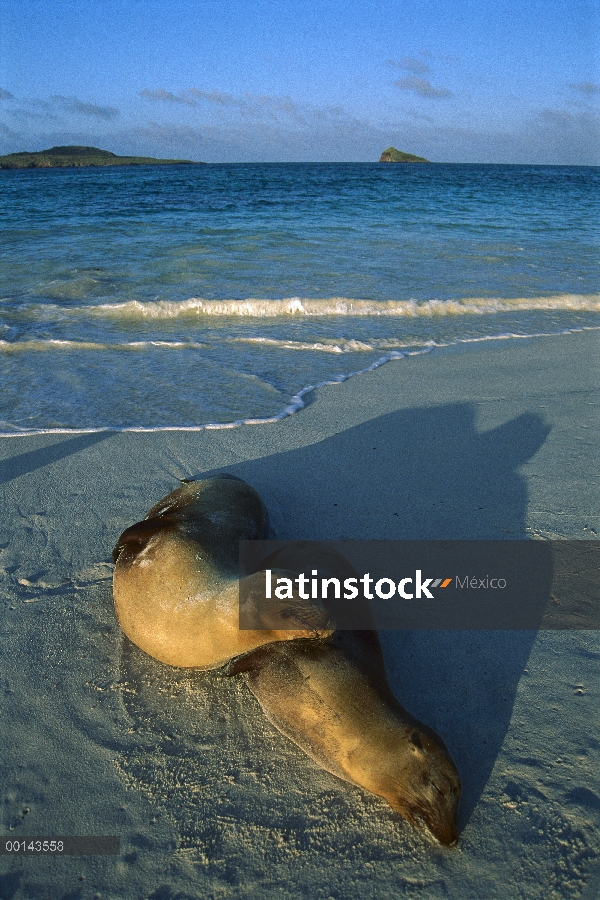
[112,476,334,669]
[387,725,461,846]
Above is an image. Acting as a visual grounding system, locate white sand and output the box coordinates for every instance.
[0,330,599,899]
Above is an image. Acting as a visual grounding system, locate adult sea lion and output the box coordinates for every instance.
[232,538,460,845]
[231,630,461,846]
[112,475,334,669]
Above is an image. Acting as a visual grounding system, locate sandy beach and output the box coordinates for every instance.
[1,329,599,899]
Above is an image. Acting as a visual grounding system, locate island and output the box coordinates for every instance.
[379,147,430,163]
[0,145,203,169]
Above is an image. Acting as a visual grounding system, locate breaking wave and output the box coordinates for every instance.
[0,339,207,353]
[19,293,600,321]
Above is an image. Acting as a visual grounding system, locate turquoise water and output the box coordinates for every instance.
[1,163,598,432]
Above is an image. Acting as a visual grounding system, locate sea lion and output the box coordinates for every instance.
[230,542,460,846]
[232,630,461,846]
[114,486,460,844]
[112,475,334,668]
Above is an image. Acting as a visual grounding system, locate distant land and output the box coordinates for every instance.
[379,147,430,163]
[0,145,203,169]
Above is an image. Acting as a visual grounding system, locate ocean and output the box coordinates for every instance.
[1,162,598,434]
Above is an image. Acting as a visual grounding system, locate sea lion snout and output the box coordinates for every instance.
[388,727,461,846]
[112,517,176,565]
[398,772,461,847]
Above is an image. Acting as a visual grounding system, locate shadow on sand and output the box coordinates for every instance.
[193,401,551,832]
[0,432,113,485]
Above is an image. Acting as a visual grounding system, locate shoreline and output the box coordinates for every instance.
[1,324,598,439]
[1,328,598,899]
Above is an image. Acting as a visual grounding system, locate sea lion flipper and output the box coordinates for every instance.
[222,645,276,677]
[223,656,256,677]
[239,569,335,637]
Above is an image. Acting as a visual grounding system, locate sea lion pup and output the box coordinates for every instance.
[112,475,334,669]
[230,623,461,845]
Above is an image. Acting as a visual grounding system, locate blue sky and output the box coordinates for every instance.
[0,0,598,163]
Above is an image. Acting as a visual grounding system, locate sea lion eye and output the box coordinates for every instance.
[410,732,423,751]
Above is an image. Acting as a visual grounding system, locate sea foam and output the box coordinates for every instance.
[14,293,600,322]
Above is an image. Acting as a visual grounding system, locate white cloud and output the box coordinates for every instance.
[568,82,600,97]
[394,77,452,99]
[539,109,576,126]
[146,87,313,124]
[389,57,430,76]
[187,88,236,107]
[51,95,119,120]
[139,88,196,107]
